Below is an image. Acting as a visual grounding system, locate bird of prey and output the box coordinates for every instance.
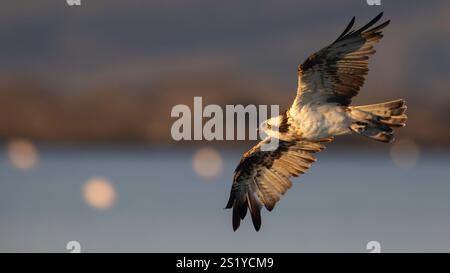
[225,13,407,231]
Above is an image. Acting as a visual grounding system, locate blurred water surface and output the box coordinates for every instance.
[1,145,449,252]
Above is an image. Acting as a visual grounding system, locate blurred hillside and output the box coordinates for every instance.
[0,0,449,146]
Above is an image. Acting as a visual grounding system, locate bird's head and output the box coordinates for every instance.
[260,115,282,137]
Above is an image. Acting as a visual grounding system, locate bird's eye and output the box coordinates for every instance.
[267,124,272,129]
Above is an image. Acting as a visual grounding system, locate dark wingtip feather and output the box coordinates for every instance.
[377,11,384,19]
[334,16,356,42]
[369,20,390,33]
[251,210,261,231]
[266,203,275,211]
[232,203,241,231]
[254,221,261,232]
[230,192,262,231]
[334,12,390,45]
[248,193,262,231]
[240,204,248,219]
[357,12,384,33]
[225,188,235,209]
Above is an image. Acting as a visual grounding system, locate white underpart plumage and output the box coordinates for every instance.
[291,104,352,139]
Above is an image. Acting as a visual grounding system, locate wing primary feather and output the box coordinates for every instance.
[356,12,383,34]
[240,200,248,219]
[232,200,241,231]
[247,190,262,231]
[366,20,390,33]
[225,187,235,209]
[334,16,355,42]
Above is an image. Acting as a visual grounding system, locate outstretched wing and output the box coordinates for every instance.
[290,12,390,114]
[225,137,331,231]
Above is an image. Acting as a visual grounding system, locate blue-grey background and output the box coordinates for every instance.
[1,146,449,252]
[0,0,449,252]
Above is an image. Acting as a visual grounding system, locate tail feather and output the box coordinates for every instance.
[379,114,407,127]
[349,99,407,143]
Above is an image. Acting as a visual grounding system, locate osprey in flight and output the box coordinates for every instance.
[225,13,407,231]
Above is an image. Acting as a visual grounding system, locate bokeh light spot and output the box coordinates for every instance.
[83,177,116,210]
[7,139,38,171]
[390,137,420,169]
[192,147,224,180]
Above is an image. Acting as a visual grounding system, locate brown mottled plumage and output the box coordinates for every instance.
[292,12,390,109]
[225,137,331,231]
